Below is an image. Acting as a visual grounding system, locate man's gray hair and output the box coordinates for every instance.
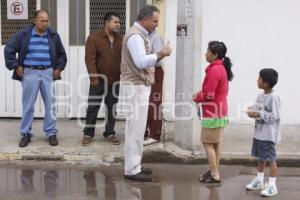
[137,5,160,21]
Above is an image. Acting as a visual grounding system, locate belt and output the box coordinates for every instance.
[24,66,51,70]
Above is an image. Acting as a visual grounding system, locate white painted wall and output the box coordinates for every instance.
[201,0,300,124]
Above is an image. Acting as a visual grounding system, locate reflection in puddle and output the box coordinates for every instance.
[0,167,219,200]
[44,171,58,196]
[21,169,34,192]
[20,169,59,197]
[1,165,297,199]
[205,184,220,200]
[83,171,98,197]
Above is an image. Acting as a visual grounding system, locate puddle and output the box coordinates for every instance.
[0,163,299,200]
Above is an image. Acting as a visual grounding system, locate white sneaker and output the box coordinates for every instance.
[261,184,278,197]
[143,138,159,146]
[246,178,264,190]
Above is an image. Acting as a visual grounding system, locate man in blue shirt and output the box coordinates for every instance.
[4,9,67,147]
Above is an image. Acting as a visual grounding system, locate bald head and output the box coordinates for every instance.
[33,9,50,19]
[33,9,50,34]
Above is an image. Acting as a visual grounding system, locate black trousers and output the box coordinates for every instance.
[83,83,119,138]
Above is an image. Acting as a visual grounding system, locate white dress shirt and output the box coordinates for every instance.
[127,22,158,69]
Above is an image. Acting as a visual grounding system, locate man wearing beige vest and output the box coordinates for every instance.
[121,5,172,182]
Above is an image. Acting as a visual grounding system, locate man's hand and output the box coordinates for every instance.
[16,66,24,78]
[53,69,61,80]
[90,78,100,86]
[157,41,172,62]
[161,41,172,56]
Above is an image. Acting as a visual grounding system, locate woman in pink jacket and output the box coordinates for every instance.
[193,41,233,184]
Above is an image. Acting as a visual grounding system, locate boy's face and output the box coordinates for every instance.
[257,77,269,89]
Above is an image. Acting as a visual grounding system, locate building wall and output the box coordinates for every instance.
[0,0,299,125]
[199,0,300,124]
[0,0,129,118]
[162,0,300,125]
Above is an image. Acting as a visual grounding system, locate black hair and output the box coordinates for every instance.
[104,12,120,23]
[259,68,278,88]
[137,5,160,21]
[33,9,50,19]
[208,41,234,81]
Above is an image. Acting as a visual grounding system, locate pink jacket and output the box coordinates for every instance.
[193,60,229,118]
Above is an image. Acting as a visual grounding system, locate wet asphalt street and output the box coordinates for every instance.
[0,161,299,200]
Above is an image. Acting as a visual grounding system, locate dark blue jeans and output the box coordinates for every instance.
[83,83,119,138]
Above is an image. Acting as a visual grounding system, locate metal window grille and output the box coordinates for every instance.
[1,0,36,45]
[41,0,57,31]
[69,0,86,46]
[90,0,126,35]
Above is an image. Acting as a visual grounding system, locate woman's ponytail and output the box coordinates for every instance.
[223,56,234,81]
[208,41,234,81]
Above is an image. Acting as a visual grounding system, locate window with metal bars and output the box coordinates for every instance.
[69,0,86,46]
[40,0,57,31]
[1,0,36,45]
[89,0,126,35]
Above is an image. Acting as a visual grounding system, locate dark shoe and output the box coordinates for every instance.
[19,135,31,147]
[105,135,120,145]
[141,167,152,175]
[199,170,211,182]
[82,135,93,146]
[48,135,58,146]
[199,171,221,185]
[204,176,221,184]
[124,171,152,182]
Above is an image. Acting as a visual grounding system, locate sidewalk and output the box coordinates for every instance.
[0,119,299,166]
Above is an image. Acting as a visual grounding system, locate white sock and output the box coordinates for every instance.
[257,172,264,181]
[268,177,276,186]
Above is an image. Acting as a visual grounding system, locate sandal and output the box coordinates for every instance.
[203,175,221,184]
[199,170,211,182]
[199,171,221,184]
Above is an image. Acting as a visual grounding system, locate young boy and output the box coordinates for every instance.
[246,68,281,197]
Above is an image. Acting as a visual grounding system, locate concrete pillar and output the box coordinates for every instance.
[174,0,202,151]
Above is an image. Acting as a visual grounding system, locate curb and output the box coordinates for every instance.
[142,151,300,167]
[1,150,300,167]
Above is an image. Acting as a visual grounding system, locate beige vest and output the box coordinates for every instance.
[120,26,155,85]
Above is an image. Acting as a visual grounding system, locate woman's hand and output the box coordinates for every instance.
[192,92,198,101]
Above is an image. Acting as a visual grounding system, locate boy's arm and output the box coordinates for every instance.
[257,96,281,123]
